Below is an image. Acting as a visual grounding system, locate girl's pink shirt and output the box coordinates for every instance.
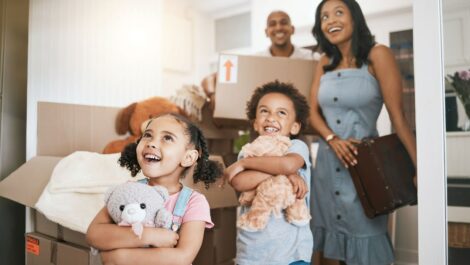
[164,190,214,228]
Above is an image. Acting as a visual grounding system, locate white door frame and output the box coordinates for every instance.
[413,0,448,264]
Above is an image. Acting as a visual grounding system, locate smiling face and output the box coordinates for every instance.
[265,11,294,48]
[136,115,197,181]
[320,0,354,47]
[253,92,300,137]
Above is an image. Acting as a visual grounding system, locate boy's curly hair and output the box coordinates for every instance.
[246,80,310,136]
[118,113,223,188]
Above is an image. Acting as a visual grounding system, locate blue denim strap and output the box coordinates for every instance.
[171,186,193,231]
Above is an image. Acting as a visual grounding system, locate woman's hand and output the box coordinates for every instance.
[328,137,360,168]
[145,228,179,248]
[287,174,308,199]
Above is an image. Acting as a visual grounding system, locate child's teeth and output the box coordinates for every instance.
[265,127,278,133]
[145,154,160,161]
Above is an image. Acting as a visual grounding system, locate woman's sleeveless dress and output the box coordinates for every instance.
[311,64,394,265]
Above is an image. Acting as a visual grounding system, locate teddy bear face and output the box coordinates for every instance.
[105,182,169,226]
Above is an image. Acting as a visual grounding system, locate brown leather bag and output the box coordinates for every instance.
[347,133,417,218]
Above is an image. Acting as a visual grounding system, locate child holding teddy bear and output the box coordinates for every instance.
[86,113,222,265]
[224,80,314,265]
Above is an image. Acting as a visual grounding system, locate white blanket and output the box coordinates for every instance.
[35,151,144,233]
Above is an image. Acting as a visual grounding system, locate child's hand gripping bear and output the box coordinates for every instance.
[237,135,311,232]
[105,181,173,239]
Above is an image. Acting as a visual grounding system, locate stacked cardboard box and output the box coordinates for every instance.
[214,54,316,129]
[0,102,239,265]
[26,232,102,265]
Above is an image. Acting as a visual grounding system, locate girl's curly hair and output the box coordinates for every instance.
[118,113,223,188]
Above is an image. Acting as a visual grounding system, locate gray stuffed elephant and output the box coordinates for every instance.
[105,181,173,238]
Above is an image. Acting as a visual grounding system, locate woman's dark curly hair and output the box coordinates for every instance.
[246,80,310,138]
[312,0,375,72]
[118,113,223,188]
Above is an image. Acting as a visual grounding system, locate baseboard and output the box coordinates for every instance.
[395,247,418,265]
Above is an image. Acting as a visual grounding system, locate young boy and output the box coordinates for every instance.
[224,80,313,265]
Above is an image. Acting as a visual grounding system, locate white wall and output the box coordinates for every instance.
[27,0,163,159]
[161,0,216,98]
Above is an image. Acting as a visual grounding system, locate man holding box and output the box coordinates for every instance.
[201,10,319,106]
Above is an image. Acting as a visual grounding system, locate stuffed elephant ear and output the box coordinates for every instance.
[152,185,170,201]
[155,208,173,229]
[104,185,119,204]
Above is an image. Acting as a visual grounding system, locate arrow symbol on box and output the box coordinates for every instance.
[224,60,233,82]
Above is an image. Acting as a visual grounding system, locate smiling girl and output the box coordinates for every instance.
[86,113,222,265]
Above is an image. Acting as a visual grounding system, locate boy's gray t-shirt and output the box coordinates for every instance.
[235,139,313,265]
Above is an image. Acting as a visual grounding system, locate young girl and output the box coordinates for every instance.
[309,1,417,264]
[86,113,222,265]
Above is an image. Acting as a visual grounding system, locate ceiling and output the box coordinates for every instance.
[179,0,251,13]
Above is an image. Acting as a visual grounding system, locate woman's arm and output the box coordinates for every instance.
[370,45,417,168]
[86,207,179,250]
[309,55,359,167]
[100,221,206,265]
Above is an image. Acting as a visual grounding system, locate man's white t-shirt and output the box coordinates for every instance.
[257,45,320,60]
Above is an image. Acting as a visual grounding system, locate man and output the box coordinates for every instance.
[201,10,318,107]
[258,10,319,60]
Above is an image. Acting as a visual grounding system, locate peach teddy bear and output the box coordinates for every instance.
[237,135,311,232]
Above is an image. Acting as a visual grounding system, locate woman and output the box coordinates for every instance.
[309,1,417,265]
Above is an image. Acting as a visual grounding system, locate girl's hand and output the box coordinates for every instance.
[101,249,124,265]
[328,137,360,168]
[146,228,179,248]
[221,160,245,187]
[287,174,308,199]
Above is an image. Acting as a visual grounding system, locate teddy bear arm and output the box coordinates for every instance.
[239,190,256,206]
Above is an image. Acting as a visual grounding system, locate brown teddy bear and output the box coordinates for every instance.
[102,97,184,154]
[237,135,311,232]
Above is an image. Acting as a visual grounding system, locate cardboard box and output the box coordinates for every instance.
[26,233,56,265]
[214,54,317,127]
[217,259,235,265]
[212,208,237,263]
[56,242,102,265]
[0,102,239,265]
[26,232,102,265]
[208,139,234,156]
